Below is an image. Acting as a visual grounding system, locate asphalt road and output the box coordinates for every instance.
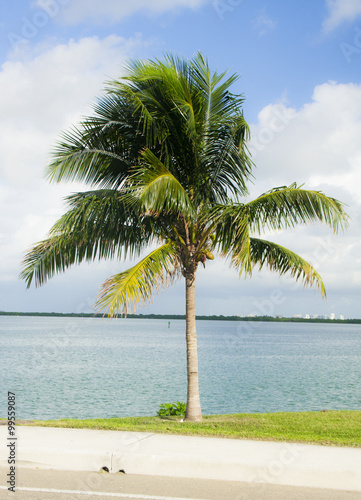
[0,468,360,500]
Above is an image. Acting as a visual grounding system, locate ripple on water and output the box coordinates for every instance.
[0,317,360,418]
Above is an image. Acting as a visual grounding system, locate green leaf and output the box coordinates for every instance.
[20,190,159,288]
[95,243,182,317]
[245,184,349,234]
[128,149,196,216]
[238,237,327,298]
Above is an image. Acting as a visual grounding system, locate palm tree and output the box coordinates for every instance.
[20,53,348,422]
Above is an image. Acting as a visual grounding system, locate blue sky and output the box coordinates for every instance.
[1,0,361,318]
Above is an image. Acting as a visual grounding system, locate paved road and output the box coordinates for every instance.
[0,468,360,500]
[1,426,361,492]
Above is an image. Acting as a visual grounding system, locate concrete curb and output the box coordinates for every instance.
[1,426,361,492]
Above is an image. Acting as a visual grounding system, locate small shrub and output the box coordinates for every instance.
[157,402,186,417]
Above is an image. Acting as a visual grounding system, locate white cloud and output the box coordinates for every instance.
[0,34,148,297]
[323,0,361,32]
[253,11,276,36]
[0,34,143,185]
[248,81,361,197]
[246,81,361,315]
[34,0,210,25]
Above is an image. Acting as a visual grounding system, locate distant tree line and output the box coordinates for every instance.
[0,311,360,324]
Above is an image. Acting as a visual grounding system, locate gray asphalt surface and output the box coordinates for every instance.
[0,468,360,500]
[1,425,361,498]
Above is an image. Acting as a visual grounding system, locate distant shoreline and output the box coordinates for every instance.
[1,310,360,324]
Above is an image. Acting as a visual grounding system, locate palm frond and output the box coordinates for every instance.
[189,52,253,201]
[205,202,249,256]
[202,128,253,201]
[95,243,181,317]
[234,237,326,298]
[190,51,241,125]
[128,149,195,216]
[20,190,160,288]
[46,96,147,188]
[20,234,85,288]
[246,184,349,233]
[207,199,331,297]
[110,53,254,205]
[56,189,162,253]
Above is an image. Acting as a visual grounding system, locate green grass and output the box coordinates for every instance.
[18,410,361,447]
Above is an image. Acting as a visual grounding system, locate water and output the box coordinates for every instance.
[1,316,360,419]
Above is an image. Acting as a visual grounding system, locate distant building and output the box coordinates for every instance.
[293,314,302,318]
[339,315,345,320]
[304,314,310,319]
[330,313,336,320]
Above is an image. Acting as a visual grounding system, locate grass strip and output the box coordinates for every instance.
[17,410,361,447]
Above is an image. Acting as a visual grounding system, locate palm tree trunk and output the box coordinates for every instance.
[184,270,202,422]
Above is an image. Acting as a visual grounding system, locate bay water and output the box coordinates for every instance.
[1,316,360,419]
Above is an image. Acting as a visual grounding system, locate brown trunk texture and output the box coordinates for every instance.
[184,271,202,422]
